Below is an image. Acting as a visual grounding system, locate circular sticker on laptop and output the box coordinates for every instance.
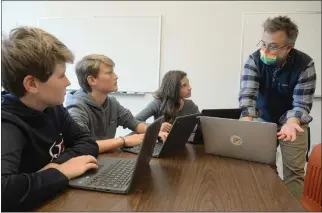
[230,135,243,145]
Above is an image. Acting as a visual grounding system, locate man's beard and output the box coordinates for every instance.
[275,55,288,68]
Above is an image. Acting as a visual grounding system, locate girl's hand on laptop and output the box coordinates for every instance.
[158,131,168,143]
[124,134,145,147]
[161,122,172,132]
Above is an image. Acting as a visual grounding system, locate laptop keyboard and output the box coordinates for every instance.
[87,159,136,188]
[126,142,163,156]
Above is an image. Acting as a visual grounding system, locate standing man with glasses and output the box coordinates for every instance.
[238,16,316,200]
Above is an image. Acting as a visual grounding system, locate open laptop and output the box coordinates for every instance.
[199,116,277,165]
[191,108,242,144]
[122,113,200,158]
[69,116,162,194]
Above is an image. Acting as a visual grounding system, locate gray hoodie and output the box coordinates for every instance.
[65,89,141,140]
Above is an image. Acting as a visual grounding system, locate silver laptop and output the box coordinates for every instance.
[199,116,277,165]
[69,116,162,194]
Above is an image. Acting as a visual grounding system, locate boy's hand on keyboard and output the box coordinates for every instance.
[56,155,98,180]
[158,131,168,143]
[124,134,144,147]
[161,122,172,132]
[38,162,60,172]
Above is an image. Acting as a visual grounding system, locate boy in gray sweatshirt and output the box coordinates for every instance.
[65,54,167,153]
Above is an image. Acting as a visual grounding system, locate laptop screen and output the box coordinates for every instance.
[201,108,241,119]
[127,116,162,189]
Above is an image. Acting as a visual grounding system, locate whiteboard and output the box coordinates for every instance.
[241,12,321,97]
[38,16,161,93]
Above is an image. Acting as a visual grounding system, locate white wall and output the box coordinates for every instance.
[2,1,321,149]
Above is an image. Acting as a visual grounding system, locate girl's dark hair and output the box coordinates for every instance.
[154,70,187,123]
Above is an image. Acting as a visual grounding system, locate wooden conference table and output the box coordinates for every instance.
[36,144,305,212]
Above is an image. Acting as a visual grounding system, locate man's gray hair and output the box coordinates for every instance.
[263,16,299,46]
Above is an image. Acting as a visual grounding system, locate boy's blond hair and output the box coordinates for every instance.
[75,54,115,92]
[1,27,74,97]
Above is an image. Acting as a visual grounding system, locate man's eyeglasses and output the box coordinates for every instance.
[257,40,288,52]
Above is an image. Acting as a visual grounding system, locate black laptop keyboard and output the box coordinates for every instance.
[87,159,136,188]
[126,142,163,156]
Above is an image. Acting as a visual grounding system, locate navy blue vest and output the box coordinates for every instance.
[252,48,312,124]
